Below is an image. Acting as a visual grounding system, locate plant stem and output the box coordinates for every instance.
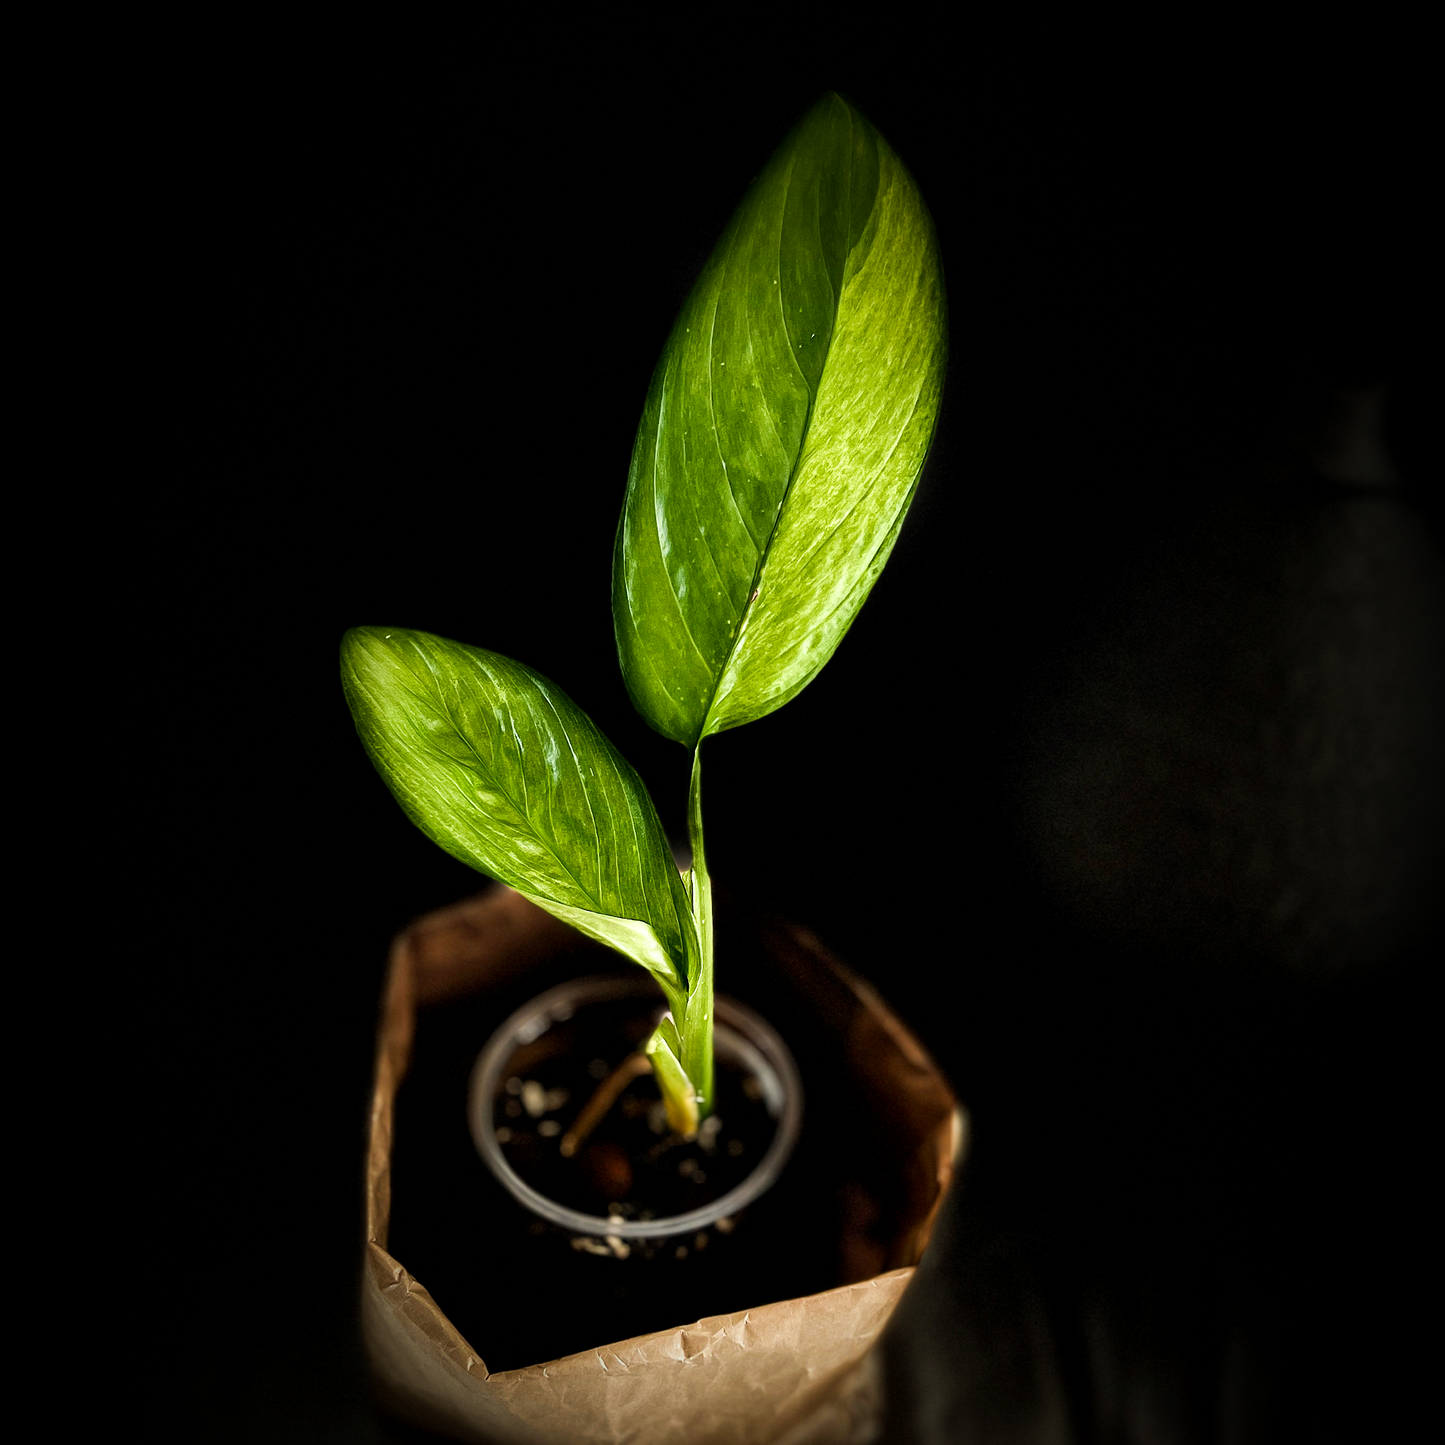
[683,743,715,1117]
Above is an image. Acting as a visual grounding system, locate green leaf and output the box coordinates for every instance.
[341,627,695,1005]
[614,92,947,746]
[644,1021,699,1138]
[656,1014,683,1059]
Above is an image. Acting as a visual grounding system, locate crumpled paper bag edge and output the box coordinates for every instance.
[362,888,960,1445]
[364,1238,913,1445]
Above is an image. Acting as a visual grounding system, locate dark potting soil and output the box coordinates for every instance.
[387,969,845,1372]
[493,995,773,1221]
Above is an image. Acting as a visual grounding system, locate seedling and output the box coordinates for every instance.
[342,93,946,1139]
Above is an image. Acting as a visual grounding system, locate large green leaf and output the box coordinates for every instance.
[613,92,947,746]
[341,627,695,1004]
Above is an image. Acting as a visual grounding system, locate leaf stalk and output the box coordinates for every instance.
[682,744,715,1118]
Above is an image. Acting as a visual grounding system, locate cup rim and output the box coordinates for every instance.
[468,973,803,1240]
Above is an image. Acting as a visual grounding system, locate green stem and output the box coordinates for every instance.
[682,743,715,1117]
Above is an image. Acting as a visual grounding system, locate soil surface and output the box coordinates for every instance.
[492,995,777,1223]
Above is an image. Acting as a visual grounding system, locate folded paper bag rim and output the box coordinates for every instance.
[361,886,964,1445]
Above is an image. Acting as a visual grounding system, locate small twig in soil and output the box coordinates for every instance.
[559,1052,653,1158]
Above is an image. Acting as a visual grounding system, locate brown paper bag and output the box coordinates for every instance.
[363,888,963,1445]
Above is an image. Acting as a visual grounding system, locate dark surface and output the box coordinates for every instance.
[166,49,1440,1445]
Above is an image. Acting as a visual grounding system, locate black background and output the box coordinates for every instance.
[173,47,1439,1444]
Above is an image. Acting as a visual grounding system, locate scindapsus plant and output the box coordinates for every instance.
[342,92,945,1146]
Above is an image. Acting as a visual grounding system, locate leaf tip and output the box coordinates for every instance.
[341,622,381,653]
[342,624,411,663]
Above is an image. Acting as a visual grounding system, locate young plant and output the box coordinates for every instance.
[342,93,946,1139]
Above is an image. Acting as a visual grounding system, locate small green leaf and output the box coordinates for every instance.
[656,1014,683,1059]
[644,1021,699,1138]
[341,627,695,1005]
[614,92,947,746]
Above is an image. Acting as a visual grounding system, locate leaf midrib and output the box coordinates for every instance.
[692,111,865,746]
